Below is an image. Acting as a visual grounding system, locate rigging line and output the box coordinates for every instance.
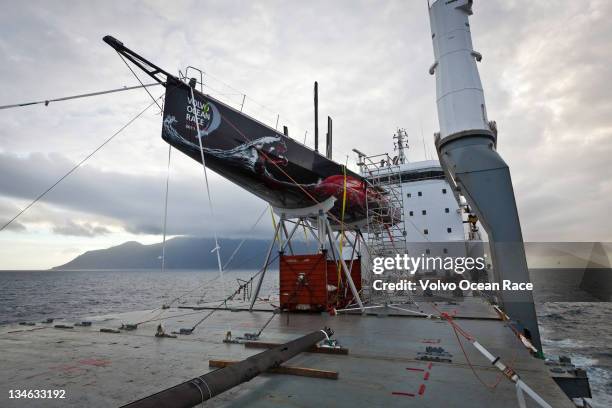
[224,248,276,275]
[195,70,244,96]
[164,274,224,307]
[138,309,219,325]
[196,70,294,123]
[189,251,281,331]
[405,215,432,242]
[160,145,172,276]
[0,95,164,233]
[194,76,309,144]
[0,83,161,111]
[222,116,349,228]
[194,70,332,150]
[201,83,245,101]
[430,301,515,390]
[143,252,282,326]
[164,247,280,309]
[203,72,317,140]
[158,248,282,329]
[169,250,278,305]
[189,86,225,294]
[190,300,227,330]
[221,205,269,270]
[116,52,163,111]
[256,312,278,337]
[450,322,504,390]
[153,144,172,318]
[135,306,166,326]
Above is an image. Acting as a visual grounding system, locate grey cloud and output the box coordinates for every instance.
[0,151,272,238]
[4,222,26,232]
[0,201,27,231]
[52,220,110,237]
[469,1,612,241]
[1,219,26,232]
[1,0,612,247]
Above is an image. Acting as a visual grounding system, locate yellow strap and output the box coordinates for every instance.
[269,206,280,244]
[337,163,348,303]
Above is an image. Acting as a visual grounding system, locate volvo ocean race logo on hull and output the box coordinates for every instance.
[186,97,221,137]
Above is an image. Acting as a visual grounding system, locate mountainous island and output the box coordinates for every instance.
[53,236,311,270]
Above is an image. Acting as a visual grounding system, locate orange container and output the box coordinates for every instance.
[279,253,361,311]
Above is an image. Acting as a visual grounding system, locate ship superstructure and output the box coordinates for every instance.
[356,129,486,278]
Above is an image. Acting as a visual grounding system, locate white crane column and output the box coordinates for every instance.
[428,0,542,353]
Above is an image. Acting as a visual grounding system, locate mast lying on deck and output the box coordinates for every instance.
[122,329,334,408]
[428,0,542,353]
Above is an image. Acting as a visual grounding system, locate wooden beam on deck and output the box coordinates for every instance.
[209,359,338,380]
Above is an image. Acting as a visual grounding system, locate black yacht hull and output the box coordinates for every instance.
[162,82,382,224]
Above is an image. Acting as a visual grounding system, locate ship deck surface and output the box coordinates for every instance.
[0,296,573,407]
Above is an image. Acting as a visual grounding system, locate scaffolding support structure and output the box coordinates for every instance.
[249,197,366,313]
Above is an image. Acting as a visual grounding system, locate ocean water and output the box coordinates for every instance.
[0,269,610,407]
[0,269,277,325]
[537,302,612,407]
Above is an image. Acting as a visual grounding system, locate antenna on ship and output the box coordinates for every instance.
[314,81,319,152]
[393,128,409,164]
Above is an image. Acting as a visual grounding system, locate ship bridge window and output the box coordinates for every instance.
[424,229,429,235]
[443,248,448,254]
[399,170,445,183]
[442,188,447,194]
[447,227,452,233]
[409,211,414,216]
[425,249,431,255]
[407,193,412,198]
[422,210,427,215]
[445,208,450,213]
[418,191,422,197]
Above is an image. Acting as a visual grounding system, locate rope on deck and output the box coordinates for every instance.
[431,303,552,408]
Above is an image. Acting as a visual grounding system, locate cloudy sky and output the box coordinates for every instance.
[1,0,611,269]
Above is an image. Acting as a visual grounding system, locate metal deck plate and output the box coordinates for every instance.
[0,297,573,407]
